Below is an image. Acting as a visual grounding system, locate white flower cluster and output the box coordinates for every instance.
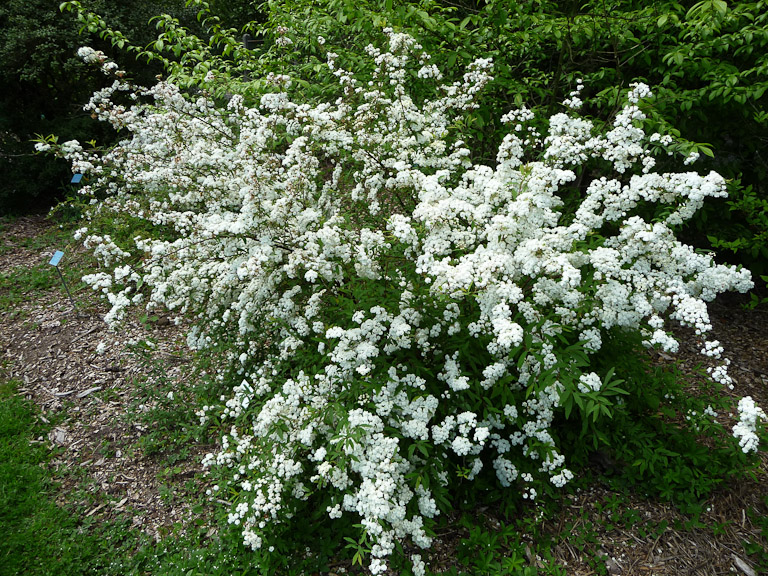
[58,33,759,574]
[77,46,125,76]
[77,46,104,65]
[733,396,766,454]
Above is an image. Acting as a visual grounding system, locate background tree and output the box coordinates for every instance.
[0,0,201,214]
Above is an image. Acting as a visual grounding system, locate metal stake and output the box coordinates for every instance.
[49,250,78,310]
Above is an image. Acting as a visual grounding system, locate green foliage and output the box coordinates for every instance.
[557,329,760,513]
[704,181,768,283]
[455,519,532,575]
[0,0,92,213]
[58,0,265,93]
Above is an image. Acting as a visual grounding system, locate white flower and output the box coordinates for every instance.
[684,151,700,165]
[733,396,766,453]
[66,33,756,576]
[577,372,602,394]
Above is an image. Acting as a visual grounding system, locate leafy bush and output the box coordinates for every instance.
[241,0,768,291]
[43,35,765,574]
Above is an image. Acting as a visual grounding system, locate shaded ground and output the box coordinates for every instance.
[1,215,766,575]
[0,215,209,542]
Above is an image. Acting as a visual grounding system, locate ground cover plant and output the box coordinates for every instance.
[35,23,768,574]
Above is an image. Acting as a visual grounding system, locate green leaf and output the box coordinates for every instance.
[713,0,728,16]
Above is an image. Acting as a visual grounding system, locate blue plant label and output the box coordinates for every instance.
[71,174,83,184]
[49,250,64,267]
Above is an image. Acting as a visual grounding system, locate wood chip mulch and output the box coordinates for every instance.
[1,215,212,542]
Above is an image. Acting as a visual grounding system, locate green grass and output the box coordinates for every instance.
[0,380,142,576]
[0,265,69,304]
[0,376,249,576]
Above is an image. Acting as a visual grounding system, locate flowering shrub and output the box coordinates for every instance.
[46,33,763,574]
